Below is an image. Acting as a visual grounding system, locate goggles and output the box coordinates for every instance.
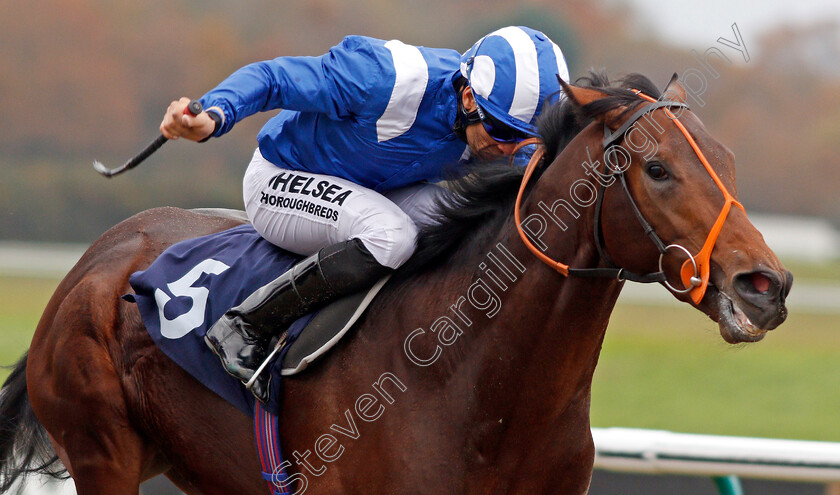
[477,105,531,143]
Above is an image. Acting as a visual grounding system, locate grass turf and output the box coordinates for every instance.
[0,276,59,382]
[591,303,840,442]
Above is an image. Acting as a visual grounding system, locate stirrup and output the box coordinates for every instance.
[245,331,289,402]
[204,316,271,384]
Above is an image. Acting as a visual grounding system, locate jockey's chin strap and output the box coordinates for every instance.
[514,92,744,304]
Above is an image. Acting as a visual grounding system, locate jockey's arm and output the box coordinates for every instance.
[168,36,386,143]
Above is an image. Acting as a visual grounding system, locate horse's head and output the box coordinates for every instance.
[558,74,792,343]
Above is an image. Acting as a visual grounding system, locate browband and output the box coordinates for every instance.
[602,100,688,150]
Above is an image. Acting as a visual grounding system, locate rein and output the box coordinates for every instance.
[514,92,744,304]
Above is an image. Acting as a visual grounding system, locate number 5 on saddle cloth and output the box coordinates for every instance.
[125,222,388,417]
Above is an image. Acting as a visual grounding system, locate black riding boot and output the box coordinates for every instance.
[205,238,392,403]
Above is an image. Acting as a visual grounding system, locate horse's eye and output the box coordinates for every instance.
[646,162,669,181]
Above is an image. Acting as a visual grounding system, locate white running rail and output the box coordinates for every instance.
[592,427,840,482]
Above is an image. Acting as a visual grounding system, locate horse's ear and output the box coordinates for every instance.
[559,78,626,130]
[662,73,688,105]
[559,78,609,107]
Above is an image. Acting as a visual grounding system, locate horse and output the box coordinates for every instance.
[0,73,792,494]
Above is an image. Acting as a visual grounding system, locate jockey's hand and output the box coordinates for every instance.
[160,97,215,142]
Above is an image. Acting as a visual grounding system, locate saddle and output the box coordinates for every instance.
[279,275,388,375]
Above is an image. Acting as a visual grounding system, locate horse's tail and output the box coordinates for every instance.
[0,352,69,491]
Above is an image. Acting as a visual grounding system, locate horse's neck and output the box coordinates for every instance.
[465,146,621,423]
[396,136,622,435]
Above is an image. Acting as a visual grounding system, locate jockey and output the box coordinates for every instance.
[160,26,569,403]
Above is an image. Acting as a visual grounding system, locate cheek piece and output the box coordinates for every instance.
[632,91,744,304]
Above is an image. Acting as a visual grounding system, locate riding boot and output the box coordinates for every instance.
[205,238,392,403]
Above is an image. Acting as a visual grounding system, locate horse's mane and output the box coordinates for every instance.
[397,72,662,276]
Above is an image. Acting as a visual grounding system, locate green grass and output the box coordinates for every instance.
[0,276,60,383]
[782,259,840,281]
[2,274,839,443]
[592,303,840,442]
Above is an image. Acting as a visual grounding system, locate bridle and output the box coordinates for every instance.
[514,91,744,304]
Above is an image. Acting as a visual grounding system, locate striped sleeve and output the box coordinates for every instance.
[199,36,390,136]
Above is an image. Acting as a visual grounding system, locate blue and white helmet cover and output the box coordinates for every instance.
[461,26,570,137]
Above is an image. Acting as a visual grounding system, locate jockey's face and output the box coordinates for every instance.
[460,86,520,161]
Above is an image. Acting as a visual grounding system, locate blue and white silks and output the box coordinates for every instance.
[199,28,568,192]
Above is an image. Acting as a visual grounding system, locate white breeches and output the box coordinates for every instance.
[243,148,442,269]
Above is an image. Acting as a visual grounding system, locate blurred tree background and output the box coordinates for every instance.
[1,0,838,243]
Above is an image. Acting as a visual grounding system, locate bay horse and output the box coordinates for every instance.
[0,73,791,494]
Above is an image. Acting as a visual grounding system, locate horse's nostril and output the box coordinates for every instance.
[750,272,772,294]
[734,271,782,302]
